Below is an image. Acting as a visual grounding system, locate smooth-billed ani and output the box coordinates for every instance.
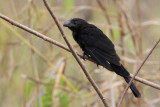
[63,18,141,98]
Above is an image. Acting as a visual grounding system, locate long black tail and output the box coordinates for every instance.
[110,63,141,98]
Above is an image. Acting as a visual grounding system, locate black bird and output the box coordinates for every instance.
[63,18,141,98]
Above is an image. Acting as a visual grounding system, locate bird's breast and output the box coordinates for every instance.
[73,33,86,51]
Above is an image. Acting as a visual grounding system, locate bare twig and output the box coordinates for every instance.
[114,0,125,65]
[0,13,160,91]
[21,74,71,92]
[122,8,137,49]
[117,1,138,55]
[86,74,160,98]
[42,0,109,106]
[118,37,160,107]
[0,14,70,52]
[130,74,160,90]
[21,74,48,86]
[96,0,114,40]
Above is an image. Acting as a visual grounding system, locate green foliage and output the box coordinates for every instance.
[25,82,35,99]
[113,29,120,39]
[58,91,70,107]
[64,0,73,10]
[125,34,136,54]
[0,0,160,107]
[40,79,54,107]
[35,78,70,107]
[41,86,53,107]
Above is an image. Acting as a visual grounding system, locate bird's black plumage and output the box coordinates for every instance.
[63,18,141,98]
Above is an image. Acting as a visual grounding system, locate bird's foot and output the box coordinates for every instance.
[82,53,90,60]
[82,53,87,60]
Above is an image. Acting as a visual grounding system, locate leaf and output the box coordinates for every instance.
[41,86,53,107]
[25,82,35,99]
[58,91,70,107]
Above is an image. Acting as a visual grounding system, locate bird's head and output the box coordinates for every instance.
[63,18,88,31]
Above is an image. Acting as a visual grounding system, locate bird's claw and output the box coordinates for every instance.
[82,53,86,60]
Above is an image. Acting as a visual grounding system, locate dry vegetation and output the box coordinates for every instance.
[0,0,160,107]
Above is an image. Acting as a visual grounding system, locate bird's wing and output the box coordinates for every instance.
[81,26,120,66]
[85,47,113,71]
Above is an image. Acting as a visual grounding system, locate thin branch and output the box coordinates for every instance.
[0,13,160,91]
[21,74,49,86]
[96,0,114,40]
[21,74,71,92]
[42,0,109,107]
[130,74,160,90]
[118,37,160,107]
[0,14,70,52]
[114,0,125,65]
[117,1,138,55]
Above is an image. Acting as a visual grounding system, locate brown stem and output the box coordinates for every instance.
[1,13,160,107]
[117,37,160,107]
[43,0,109,106]
[0,13,160,91]
[96,0,114,40]
[117,1,138,56]
[114,0,125,64]
[130,74,160,90]
[137,0,143,59]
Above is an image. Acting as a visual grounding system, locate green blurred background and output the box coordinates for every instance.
[0,0,160,107]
